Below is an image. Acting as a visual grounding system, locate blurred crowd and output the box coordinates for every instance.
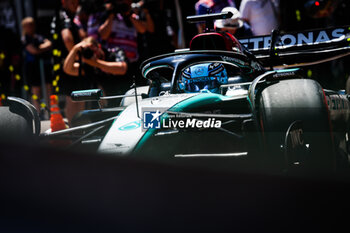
[0,0,349,124]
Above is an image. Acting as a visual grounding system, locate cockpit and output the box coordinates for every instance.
[144,61,252,97]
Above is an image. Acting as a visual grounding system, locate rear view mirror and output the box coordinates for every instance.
[71,89,103,102]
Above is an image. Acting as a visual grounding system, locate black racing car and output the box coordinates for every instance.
[1,12,350,175]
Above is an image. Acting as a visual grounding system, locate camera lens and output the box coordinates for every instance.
[82,47,94,59]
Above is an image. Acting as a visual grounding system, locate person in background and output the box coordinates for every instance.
[74,2,90,39]
[88,0,152,90]
[63,36,128,108]
[51,0,83,126]
[98,0,152,61]
[195,0,236,33]
[214,7,252,38]
[21,17,52,114]
[63,36,127,76]
[137,0,178,59]
[239,0,280,36]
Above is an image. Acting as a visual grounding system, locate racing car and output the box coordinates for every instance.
[2,12,350,174]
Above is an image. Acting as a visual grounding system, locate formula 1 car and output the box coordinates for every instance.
[2,12,350,174]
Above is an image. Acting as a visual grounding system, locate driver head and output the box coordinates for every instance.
[178,62,228,94]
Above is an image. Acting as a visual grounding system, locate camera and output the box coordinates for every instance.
[81,47,94,59]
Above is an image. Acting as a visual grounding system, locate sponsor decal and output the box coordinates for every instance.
[221,56,246,66]
[289,128,304,149]
[162,117,221,129]
[142,107,222,130]
[239,27,348,50]
[326,95,350,111]
[172,55,186,63]
[273,72,295,77]
[194,67,205,75]
[143,110,162,129]
[284,121,307,166]
[119,121,141,131]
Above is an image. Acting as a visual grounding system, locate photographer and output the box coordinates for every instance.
[97,0,153,49]
[63,36,128,121]
[87,0,153,87]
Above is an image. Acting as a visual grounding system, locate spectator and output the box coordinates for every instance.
[74,3,90,39]
[215,7,253,38]
[138,0,178,59]
[91,0,151,61]
[86,2,105,41]
[239,0,280,36]
[63,36,128,107]
[50,0,83,125]
[88,0,152,88]
[132,1,155,34]
[195,0,236,33]
[21,17,52,114]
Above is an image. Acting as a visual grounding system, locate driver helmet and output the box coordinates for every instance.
[178,62,228,94]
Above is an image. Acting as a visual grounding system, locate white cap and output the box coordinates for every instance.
[215,7,243,29]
